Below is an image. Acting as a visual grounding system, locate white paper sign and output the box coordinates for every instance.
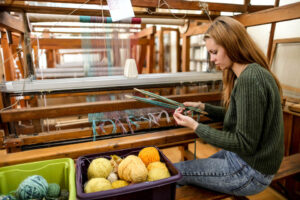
[106,0,135,22]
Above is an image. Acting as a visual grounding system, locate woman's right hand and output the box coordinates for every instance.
[183,101,205,111]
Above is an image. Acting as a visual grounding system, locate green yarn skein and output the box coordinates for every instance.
[46,183,61,199]
[16,175,48,200]
[58,189,69,200]
[0,195,16,200]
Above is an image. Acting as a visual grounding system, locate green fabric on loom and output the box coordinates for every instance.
[106,17,113,23]
[195,63,284,175]
[16,175,48,200]
[79,16,91,22]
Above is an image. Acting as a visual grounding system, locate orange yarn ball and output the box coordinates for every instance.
[138,147,160,166]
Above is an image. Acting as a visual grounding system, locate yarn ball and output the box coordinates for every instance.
[0,195,16,200]
[84,178,112,193]
[147,167,170,182]
[107,172,118,183]
[138,147,160,166]
[147,161,168,171]
[16,175,48,200]
[110,155,122,173]
[88,157,113,179]
[118,155,148,183]
[46,183,61,198]
[111,180,129,189]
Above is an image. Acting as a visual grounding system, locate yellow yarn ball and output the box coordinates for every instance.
[147,167,170,182]
[111,180,129,189]
[88,157,113,179]
[118,155,148,183]
[147,161,168,171]
[110,154,122,173]
[138,147,160,166]
[84,178,112,193]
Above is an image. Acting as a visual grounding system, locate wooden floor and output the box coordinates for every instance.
[161,140,287,200]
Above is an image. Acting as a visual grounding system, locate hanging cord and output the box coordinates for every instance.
[148,112,160,127]
[146,0,187,19]
[129,116,140,129]
[42,94,50,133]
[114,118,127,134]
[127,115,140,130]
[156,0,187,19]
[135,115,150,126]
[100,0,105,23]
[125,115,135,134]
[92,119,97,141]
[99,119,117,134]
[199,2,213,23]
[157,110,171,123]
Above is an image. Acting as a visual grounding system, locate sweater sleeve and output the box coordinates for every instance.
[195,76,267,155]
[204,103,226,121]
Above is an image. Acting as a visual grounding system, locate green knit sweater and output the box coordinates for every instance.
[195,63,284,175]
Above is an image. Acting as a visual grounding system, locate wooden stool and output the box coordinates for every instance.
[176,185,249,200]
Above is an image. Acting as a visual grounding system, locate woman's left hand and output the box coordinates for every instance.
[173,107,199,131]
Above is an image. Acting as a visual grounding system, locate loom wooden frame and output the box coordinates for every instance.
[269,37,300,103]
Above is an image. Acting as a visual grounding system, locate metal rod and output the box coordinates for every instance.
[28,13,186,25]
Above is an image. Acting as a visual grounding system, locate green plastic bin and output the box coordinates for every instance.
[0,158,76,200]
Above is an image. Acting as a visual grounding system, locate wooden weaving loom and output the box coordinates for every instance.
[0,72,223,167]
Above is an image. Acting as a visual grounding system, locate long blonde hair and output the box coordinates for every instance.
[204,16,282,108]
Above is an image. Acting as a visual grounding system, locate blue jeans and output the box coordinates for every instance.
[174,150,274,196]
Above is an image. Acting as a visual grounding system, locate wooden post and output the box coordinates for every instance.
[0,32,5,82]
[12,45,24,79]
[33,45,39,68]
[46,49,56,68]
[137,44,147,74]
[158,29,164,73]
[244,0,250,13]
[55,49,61,64]
[21,12,35,77]
[176,29,181,73]
[146,27,156,73]
[181,35,190,72]
[267,0,280,61]
[1,31,15,81]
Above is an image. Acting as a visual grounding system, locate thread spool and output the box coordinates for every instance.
[124,59,138,78]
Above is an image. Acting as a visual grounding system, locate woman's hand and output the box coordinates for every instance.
[173,107,199,131]
[183,101,205,111]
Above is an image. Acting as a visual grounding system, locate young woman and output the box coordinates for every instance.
[173,16,284,196]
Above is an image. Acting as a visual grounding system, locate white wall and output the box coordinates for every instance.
[247,24,271,55]
[247,0,300,55]
[274,19,300,39]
